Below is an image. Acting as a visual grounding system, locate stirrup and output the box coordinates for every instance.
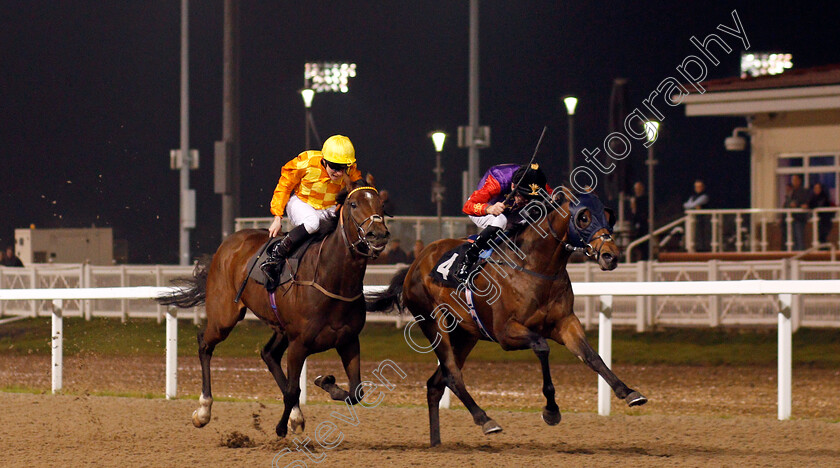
[454,261,473,282]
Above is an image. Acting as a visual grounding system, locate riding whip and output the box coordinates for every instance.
[503,125,548,207]
[234,236,274,303]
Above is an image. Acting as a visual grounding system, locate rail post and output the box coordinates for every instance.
[598,295,613,416]
[635,262,646,332]
[300,359,307,405]
[777,294,792,420]
[51,299,63,393]
[165,306,178,399]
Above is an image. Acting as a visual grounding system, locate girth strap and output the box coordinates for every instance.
[292,280,363,302]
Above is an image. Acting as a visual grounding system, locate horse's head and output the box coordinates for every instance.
[548,189,619,271]
[336,180,390,258]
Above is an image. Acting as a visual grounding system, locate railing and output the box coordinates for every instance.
[573,279,840,420]
[684,207,840,253]
[624,215,688,262]
[5,280,840,421]
[0,285,387,404]
[5,260,840,331]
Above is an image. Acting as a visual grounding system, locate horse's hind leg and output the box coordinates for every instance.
[261,331,304,433]
[555,314,647,406]
[193,304,246,428]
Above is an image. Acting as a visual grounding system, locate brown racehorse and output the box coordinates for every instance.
[157,180,389,438]
[367,189,647,447]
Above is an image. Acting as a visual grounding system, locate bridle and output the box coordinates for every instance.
[339,186,387,258]
[576,231,614,261]
[540,193,615,261]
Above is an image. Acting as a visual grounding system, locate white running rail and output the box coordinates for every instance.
[4,280,840,420]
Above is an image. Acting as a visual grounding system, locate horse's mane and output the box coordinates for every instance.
[335,179,371,206]
[316,179,373,237]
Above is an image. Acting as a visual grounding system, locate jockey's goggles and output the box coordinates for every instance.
[324,159,351,172]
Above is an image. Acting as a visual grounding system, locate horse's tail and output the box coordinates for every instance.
[156,255,211,308]
[366,267,408,313]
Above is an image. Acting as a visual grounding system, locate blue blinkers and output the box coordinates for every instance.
[566,193,615,248]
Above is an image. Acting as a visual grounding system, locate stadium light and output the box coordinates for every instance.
[740,52,793,78]
[305,62,357,93]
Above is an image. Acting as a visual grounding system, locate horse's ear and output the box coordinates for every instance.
[604,208,616,228]
[551,188,567,206]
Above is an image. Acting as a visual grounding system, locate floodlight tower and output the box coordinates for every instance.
[644,121,660,261]
[302,62,356,148]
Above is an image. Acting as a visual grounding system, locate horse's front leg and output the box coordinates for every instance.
[314,337,362,403]
[496,322,561,425]
[554,314,647,406]
[531,336,562,425]
[260,331,305,433]
[275,342,306,438]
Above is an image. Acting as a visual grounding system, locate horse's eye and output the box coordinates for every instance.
[350,202,357,209]
[577,211,590,228]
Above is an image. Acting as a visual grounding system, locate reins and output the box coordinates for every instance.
[280,185,381,303]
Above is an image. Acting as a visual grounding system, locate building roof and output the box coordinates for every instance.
[682,64,840,116]
[701,63,840,92]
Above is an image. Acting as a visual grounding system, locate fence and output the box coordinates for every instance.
[3,280,840,420]
[4,260,840,331]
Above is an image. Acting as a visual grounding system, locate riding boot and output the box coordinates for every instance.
[455,226,502,282]
[261,224,312,292]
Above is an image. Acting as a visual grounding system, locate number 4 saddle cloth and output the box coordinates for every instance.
[428,236,494,288]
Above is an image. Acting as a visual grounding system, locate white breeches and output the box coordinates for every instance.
[286,195,336,234]
[469,213,508,229]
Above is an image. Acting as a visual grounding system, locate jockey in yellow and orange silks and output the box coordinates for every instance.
[260,135,362,290]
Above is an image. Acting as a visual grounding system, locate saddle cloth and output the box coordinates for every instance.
[245,233,318,288]
[429,238,493,288]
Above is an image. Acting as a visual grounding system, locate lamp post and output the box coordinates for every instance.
[301,88,314,149]
[431,131,447,238]
[563,95,578,177]
[644,121,660,261]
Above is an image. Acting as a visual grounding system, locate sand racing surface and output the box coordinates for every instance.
[1,355,839,467]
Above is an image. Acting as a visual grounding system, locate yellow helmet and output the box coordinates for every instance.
[321,135,356,165]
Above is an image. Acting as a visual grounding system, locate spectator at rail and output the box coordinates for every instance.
[630,181,648,260]
[808,182,834,246]
[382,238,409,264]
[787,175,810,250]
[683,179,710,252]
[407,239,424,263]
[2,245,23,267]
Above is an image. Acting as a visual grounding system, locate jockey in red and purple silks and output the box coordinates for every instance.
[456,163,550,281]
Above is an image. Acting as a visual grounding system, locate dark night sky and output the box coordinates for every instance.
[2,1,838,263]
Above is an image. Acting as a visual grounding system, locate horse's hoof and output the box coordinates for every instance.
[191,409,208,428]
[192,395,213,428]
[276,422,288,439]
[482,419,503,435]
[314,375,335,388]
[541,408,562,426]
[289,406,305,434]
[625,391,648,407]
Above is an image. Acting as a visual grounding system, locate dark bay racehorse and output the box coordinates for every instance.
[158,180,389,437]
[367,190,646,446]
